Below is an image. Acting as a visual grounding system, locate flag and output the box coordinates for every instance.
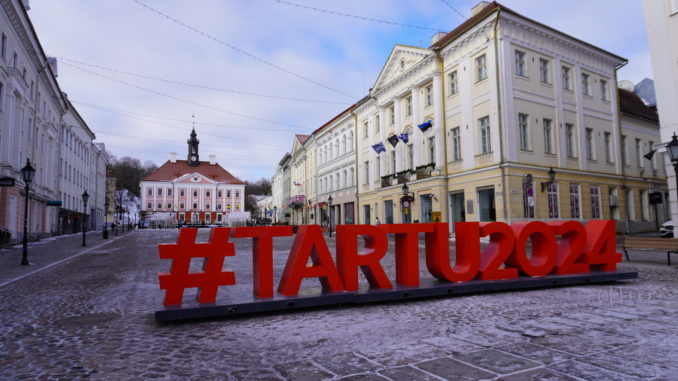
[387,135,399,147]
[644,150,656,160]
[398,133,409,144]
[293,181,302,186]
[371,143,386,153]
[418,120,433,132]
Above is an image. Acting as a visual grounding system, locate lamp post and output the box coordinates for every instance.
[82,190,89,247]
[665,134,678,223]
[103,200,109,239]
[20,159,36,266]
[541,167,557,192]
[401,182,412,224]
[328,195,333,237]
[274,206,278,224]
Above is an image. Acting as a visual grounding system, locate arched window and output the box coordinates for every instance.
[335,174,340,190]
[343,170,347,188]
[348,131,354,152]
[335,139,339,159]
[341,135,346,155]
[349,167,354,186]
[329,175,333,191]
[329,145,333,161]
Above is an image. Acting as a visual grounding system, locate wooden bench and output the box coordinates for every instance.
[622,237,678,266]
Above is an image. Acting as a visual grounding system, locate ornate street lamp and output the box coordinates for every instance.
[541,167,557,192]
[82,190,89,247]
[665,134,678,220]
[103,200,109,239]
[402,182,410,196]
[328,195,333,237]
[20,159,36,266]
[401,182,413,224]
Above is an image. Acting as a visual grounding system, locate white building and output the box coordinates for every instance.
[140,129,247,226]
[643,0,678,225]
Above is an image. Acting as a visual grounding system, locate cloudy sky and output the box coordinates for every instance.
[28,0,650,181]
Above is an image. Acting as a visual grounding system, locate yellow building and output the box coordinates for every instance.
[355,1,667,233]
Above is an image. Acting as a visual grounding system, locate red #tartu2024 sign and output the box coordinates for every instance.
[157,220,621,307]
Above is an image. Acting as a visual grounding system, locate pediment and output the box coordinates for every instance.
[174,173,217,184]
[373,45,430,91]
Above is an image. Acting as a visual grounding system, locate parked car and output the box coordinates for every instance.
[138,220,149,229]
[660,220,673,238]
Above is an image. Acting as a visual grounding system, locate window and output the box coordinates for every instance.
[515,50,526,76]
[12,52,17,68]
[570,184,581,219]
[566,123,575,157]
[167,203,172,209]
[518,113,529,150]
[449,70,458,94]
[604,132,612,162]
[591,186,601,219]
[476,54,487,81]
[649,141,656,169]
[218,191,222,197]
[451,127,461,161]
[363,121,368,138]
[562,66,571,90]
[389,105,395,125]
[206,191,211,197]
[407,144,414,169]
[635,138,643,167]
[600,79,609,101]
[147,202,152,209]
[349,167,354,186]
[406,96,412,116]
[235,190,240,198]
[167,189,172,196]
[0,33,6,59]
[428,137,435,164]
[227,190,231,197]
[364,161,369,184]
[425,84,433,107]
[547,183,559,219]
[391,151,396,174]
[205,213,211,223]
[479,116,491,153]
[523,178,535,218]
[582,73,591,96]
[193,191,198,197]
[641,190,650,221]
[206,203,210,210]
[147,188,152,196]
[539,58,550,83]
[375,115,380,132]
[180,202,185,209]
[621,135,628,165]
[157,203,162,209]
[586,128,594,160]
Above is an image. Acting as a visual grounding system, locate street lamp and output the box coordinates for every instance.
[402,182,409,196]
[82,190,89,247]
[328,195,333,237]
[103,200,109,239]
[274,206,278,224]
[541,167,557,192]
[20,159,36,266]
[401,182,413,223]
[665,134,678,220]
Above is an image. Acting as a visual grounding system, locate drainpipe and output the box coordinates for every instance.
[492,9,510,224]
[432,49,451,231]
[351,108,360,224]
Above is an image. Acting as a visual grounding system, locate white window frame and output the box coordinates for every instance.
[449,70,458,95]
[591,185,601,219]
[451,127,461,161]
[547,182,559,219]
[570,183,581,219]
[582,73,591,96]
[600,79,609,101]
[539,58,550,83]
[479,116,491,154]
[543,119,553,154]
[476,54,487,82]
[562,66,571,90]
[425,84,433,107]
[518,113,530,151]
[586,128,594,160]
[566,123,576,158]
[515,50,526,77]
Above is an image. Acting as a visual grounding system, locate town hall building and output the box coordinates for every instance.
[140,129,246,225]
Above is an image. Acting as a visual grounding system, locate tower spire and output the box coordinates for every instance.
[187,114,200,166]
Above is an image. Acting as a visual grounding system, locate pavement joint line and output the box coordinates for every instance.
[0,232,133,289]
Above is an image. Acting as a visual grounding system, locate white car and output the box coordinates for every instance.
[660,220,673,238]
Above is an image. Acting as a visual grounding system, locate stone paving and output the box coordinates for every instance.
[1,228,678,380]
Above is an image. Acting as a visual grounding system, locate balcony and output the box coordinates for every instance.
[381,175,393,188]
[415,163,435,180]
[396,170,411,184]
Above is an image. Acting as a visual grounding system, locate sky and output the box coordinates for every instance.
[28,0,651,182]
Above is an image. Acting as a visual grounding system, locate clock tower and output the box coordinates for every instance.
[187,127,200,166]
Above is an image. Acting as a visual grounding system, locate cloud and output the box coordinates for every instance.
[28,0,652,181]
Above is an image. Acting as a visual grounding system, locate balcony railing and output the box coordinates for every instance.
[381,175,393,188]
[415,163,434,180]
[396,170,411,184]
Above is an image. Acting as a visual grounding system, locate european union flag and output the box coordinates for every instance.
[398,133,409,144]
[371,142,386,154]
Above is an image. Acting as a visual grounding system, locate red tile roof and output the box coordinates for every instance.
[142,160,245,184]
[618,88,659,123]
[295,134,310,145]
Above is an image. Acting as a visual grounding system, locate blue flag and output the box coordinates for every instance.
[418,120,433,132]
[398,133,409,144]
[371,143,386,154]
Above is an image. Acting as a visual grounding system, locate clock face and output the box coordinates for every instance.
[191,155,197,161]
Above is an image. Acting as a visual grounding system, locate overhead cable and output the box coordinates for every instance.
[439,0,468,20]
[132,0,355,99]
[58,57,349,105]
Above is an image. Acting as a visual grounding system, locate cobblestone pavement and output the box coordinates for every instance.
[1,229,678,380]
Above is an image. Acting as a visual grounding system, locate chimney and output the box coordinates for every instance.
[169,152,177,163]
[471,1,490,16]
[431,32,447,45]
[46,57,57,77]
[209,155,216,165]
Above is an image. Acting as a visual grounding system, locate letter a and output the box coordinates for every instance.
[278,225,344,296]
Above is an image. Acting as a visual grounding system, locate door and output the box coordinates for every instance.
[363,205,371,225]
[478,187,496,221]
[384,200,394,224]
[421,195,433,222]
[449,191,465,231]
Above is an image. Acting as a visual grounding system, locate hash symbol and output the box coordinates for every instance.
[158,228,236,306]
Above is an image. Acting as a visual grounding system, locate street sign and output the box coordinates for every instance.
[46,201,63,207]
[0,177,15,187]
[650,192,663,204]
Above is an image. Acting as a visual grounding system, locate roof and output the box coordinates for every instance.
[618,88,659,123]
[141,160,245,184]
[295,134,310,144]
[311,103,357,136]
[430,2,626,64]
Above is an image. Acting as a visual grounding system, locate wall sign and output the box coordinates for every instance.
[156,220,634,321]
